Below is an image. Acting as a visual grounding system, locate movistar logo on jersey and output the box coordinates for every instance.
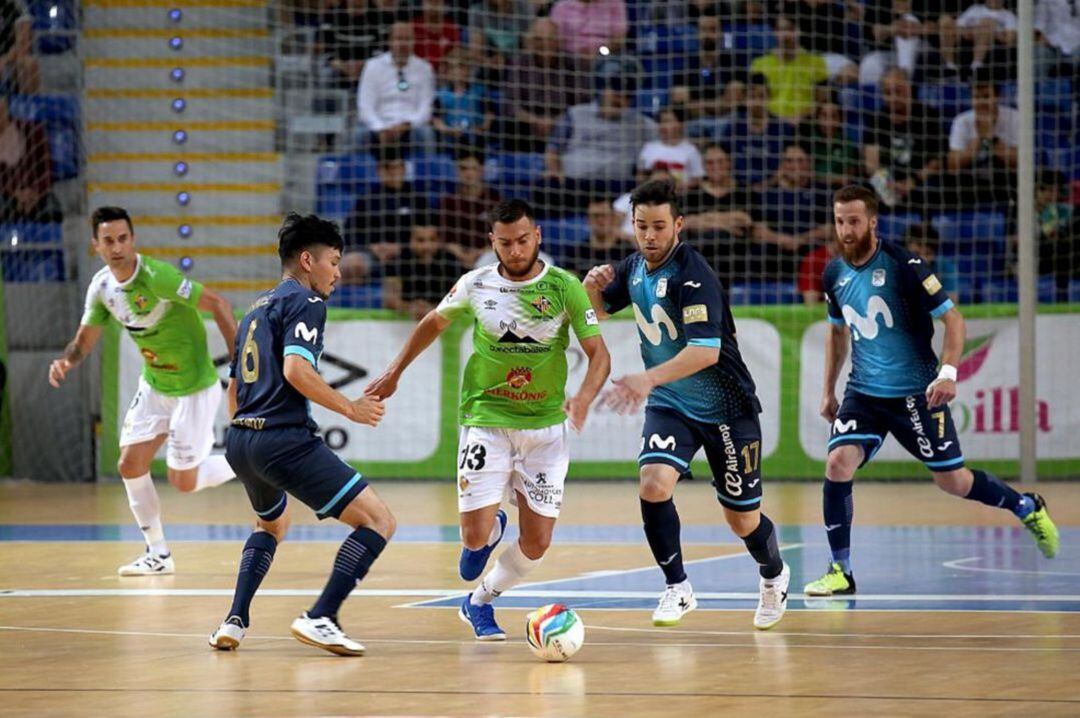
[294,322,319,343]
[632,303,678,346]
[842,296,894,341]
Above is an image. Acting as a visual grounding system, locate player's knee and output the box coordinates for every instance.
[932,468,971,497]
[460,522,489,550]
[518,532,552,559]
[256,515,290,542]
[724,510,759,538]
[166,467,198,492]
[639,467,675,502]
[374,510,397,541]
[825,449,859,482]
[117,456,147,479]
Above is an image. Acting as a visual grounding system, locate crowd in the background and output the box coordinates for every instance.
[289,0,1080,307]
[0,1,60,224]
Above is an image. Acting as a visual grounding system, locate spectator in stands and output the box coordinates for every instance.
[503,16,591,153]
[1034,0,1080,81]
[718,73,793,189]
[1035,169,1079,287]
[749,16,833,123]
[549,0,628,56]
[939,0,1017,80]
[562,197,631,277]
[356,21,437,156]
[637,106,705,189]
[341,144,430,282]
[411,0,461,67]
[670,15,739,140]
[797,98,859,188]
[0,95,61,223]
[432,48,494,152]
[860,0,927,84]
[536,72,657,215]
[862,67,946,215]
[797,238,837,303]
[317,0,408,88]
[438,146,501,267]
[0,17,40,95]
[467,0,534,77]
[751,143,833,279]
[280,0,321,26]
[905,223,959,303]
[945,67,1017,208]
[383,218,465,320]
[774,0,861,82]
[681,144,757,284]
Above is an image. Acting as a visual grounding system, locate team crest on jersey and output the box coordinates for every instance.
[133,293,150,312]
[872,269,886,287]
[506,367,533,388]
[656,278,668,298]
[530,295,553,315]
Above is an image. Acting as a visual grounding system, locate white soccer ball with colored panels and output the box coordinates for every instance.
[525,604,585,662]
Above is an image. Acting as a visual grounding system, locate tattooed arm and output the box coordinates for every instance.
[48,325,104,388]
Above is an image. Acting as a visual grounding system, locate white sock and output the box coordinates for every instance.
[470,542,542,605]
[122,473,168,555]
[193,455,234,491]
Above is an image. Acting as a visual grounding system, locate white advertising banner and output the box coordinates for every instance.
[117,320,444,463]
[460,319,782,462]
[799,316,1080,461]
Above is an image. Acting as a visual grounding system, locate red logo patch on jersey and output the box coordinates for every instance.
[506,367,532,388]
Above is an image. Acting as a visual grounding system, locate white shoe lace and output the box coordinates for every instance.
[759,582,783,612]
[656,586,688,615]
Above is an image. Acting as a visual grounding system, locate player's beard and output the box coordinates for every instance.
[837,227,874,265]
[497,243,542,280]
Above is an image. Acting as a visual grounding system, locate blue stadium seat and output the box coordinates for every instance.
[917,82,971,121]
[931,211,1007,279]
[8,94,81,180]
[491,152,546,198]
[1036,79,1073,113]
[1045,147,1080,180]
[412,154,457,204]
[27,0,76,54]
[1069,280,1080,303]
[876,212,922,244]
[0,223,65,282]
[326,282,382,309]
[980,277,1059,304]
[539,216,590,262]
[316,153,378,217]
[634,87,668,116]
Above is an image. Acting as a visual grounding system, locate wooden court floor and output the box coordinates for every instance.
[1,480,1078,717]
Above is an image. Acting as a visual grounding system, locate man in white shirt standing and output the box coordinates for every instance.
[356,22,437,156]
[945,67,1018,208]
[637,107,705,190]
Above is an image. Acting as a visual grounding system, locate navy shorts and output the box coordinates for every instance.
[829,390,965,471]
[225,426,367,520]
[639,406,764,512]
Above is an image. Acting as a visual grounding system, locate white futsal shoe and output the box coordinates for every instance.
[652,580,697,626]
[117,551,175,576]
[753,562,790,631]
[209,616,246,650]
[290,612,366,656]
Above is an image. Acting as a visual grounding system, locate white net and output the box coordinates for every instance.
[2,0,1078,478]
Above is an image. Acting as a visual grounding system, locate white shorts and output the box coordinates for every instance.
[456,422,569,519]
[120,376,222,470]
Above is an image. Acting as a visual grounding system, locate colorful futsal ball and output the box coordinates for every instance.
[525,604,585,662]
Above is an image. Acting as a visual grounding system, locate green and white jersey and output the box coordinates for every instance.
[437,262,602,430]
[82,254,218,397]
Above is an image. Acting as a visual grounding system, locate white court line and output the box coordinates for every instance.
[0,624,1076,654]
[944,556,1080,577]
[3,587,1080,602]
[586,624,1080,640]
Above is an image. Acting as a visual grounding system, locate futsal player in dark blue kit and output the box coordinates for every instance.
[583,180,790,630]
[805,185,1059,596]
[208,213,395,655]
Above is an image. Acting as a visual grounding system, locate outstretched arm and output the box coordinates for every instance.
[49,324,103,388]
[283,355,383,426]
[365,309,452,399]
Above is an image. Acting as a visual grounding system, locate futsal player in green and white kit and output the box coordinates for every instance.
[366,199,611,640]
[48,207,238,575]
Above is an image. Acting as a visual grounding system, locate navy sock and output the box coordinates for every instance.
[228,531,278,626]
[823,479,854,574]
[308,527,387,621]
[965,469,1031,517]
[742,514,784,579]
[640,497,686,585]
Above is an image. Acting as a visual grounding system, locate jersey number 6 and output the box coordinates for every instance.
[241,320,260,384]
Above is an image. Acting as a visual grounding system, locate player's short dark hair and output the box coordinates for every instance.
[833,184,879,217]
[630,178,681,219]
[660,105,685,124]
[374,143,404,165]
[277,212,344,265]
[453,145,485,165]
[747,72,769,93]
[91,206,133,237]
[970,66,997,94]
[490,198,536,227]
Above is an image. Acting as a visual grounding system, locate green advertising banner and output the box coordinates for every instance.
[101,304,1080,480]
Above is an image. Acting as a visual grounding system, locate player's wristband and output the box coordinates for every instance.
[936,364,958,382]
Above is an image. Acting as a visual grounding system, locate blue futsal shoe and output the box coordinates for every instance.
[459,509,507,580]
[459,596,507,641]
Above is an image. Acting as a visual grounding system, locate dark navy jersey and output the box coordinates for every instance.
[601,242,760,424]
[823,240,954,398]
[229,278,327,431]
